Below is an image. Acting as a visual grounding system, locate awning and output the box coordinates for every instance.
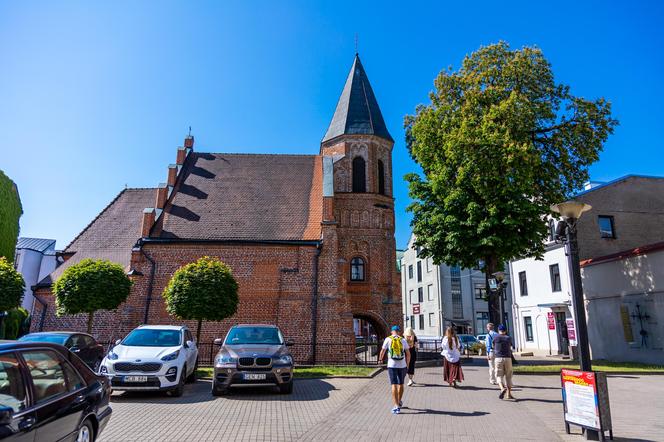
[537,302,571,308]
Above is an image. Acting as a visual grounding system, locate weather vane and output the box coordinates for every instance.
[188,126,192,137]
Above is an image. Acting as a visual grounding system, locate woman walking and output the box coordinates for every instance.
[441,326,464,387]
[404,327,418,386]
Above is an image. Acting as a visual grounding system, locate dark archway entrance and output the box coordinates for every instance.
[353,312,389,365]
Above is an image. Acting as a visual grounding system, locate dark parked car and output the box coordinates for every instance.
[212,324,294,395]
[19,332,105,372]
[0,341,112,441]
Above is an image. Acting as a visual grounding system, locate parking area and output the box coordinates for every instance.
[99,365,663,441]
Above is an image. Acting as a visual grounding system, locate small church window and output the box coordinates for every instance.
[350,257,365,281]
[352,157,366,193]
[377,160,385,195]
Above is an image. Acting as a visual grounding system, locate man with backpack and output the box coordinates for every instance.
[379,325,410,414]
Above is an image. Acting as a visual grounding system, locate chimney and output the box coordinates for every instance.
[141,208,156,238]
[167,164,177,187]
[176,147,187,166]
[155,183,168,209]
[184,135,194,149]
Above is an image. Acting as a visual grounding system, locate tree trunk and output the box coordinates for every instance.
[485,256,502,326]
[196,318,202,344]
[87,312,94,335]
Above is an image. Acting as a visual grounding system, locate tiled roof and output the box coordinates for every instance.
[322,54,393,143]
[16,238,56,253]
[37,188,155,286]
[153,153,323,241]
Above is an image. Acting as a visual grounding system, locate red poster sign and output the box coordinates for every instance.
[413,304,420,314]
[561,369,600,430]
[547,312,556,330]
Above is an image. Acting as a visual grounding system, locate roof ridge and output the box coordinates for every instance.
[198,152,319,157]
[575,174,664,197]
[63,188,130,252]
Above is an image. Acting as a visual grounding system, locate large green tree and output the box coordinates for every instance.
[405,42,617,325]
[0,257,25,312]
[53,258,132,333]
[0,171,23,262]
[162,256,239,343]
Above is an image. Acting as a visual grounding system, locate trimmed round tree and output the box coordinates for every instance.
[162,256,239,343]
[0,256,25,312]
[53,258,132,334]
[0,171,23,262]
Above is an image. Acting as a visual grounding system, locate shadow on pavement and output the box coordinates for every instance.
[111,378,340,403]
[403,408,489,417]
[513,397,562,404]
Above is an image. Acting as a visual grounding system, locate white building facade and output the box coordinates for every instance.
[401,234,512,338]
[14,238,58,314]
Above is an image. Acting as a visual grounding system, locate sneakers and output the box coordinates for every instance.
[399,400,403,407]
[499,389,506,399]
[391,407,401,414]
[407,379,414,386]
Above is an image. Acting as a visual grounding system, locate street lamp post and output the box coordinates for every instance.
[551,201,592,372]
[492,271,507,328]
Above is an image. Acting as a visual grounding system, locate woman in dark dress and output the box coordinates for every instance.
[404,326,418,386]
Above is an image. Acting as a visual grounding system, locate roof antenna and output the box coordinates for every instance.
[188,125,192,137]
[354,33,358,55]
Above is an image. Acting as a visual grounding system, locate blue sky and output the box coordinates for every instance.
[2,1,663,250]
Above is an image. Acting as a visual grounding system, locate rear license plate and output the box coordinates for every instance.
[124,376,148,383]
[243,373,266,380]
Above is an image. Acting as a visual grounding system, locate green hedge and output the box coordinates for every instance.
[0,170,23,262]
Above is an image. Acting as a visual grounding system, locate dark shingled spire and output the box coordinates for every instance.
[322,54,393,143]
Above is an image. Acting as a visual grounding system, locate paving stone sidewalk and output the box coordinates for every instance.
[99,364,663,442]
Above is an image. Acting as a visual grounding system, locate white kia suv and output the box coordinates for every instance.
[100,325,198,396]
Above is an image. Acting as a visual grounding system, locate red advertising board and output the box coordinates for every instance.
[412,304,420,314]
[561,369,599,430]
[547,312,556,330]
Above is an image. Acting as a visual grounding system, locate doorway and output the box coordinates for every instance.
[555,312,570,355]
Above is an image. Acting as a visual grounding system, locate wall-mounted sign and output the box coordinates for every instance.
[561,369,612,439]
[566,318,577,346]
[413,304,420,314]
[488,278,498,290]
[547,312,556,330]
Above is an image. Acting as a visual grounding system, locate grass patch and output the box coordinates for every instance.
[514,360,664,373]
[196,365,377,379]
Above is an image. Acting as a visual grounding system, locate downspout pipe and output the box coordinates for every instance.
[139,243,157,325]
[311,243,322,365]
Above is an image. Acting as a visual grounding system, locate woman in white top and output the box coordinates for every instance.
[441,326,464,387]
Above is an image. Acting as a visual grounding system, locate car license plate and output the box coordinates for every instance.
[243,373,266,380]
[124,376,148,383]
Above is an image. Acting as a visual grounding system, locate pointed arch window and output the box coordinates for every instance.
[352,157,366,193]
[350,257,366,281]
[377,160,385,195]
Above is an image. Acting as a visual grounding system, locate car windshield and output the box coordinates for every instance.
[18,334,68,345]
[225,327,283,345]
[122,329,181,347]
[459,335,476,342]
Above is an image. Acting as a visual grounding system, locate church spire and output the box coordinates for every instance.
[322,54,393,143]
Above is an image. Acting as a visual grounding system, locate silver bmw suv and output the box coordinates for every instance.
[212,324,294,395]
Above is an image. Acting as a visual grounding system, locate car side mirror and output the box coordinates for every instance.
[285,340,294,347]
[115,339,122,346]
[213,338,223,346]
[0,406,13,426]
[70,346,80,353]
[185,340,194,348]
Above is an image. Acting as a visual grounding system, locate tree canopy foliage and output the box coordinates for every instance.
[162,256,239,342]
[53,258,132,333]
[405,42,617,324]
[0,171,23,262]
[0,257,25,312]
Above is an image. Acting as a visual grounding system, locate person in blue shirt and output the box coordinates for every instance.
[485,323,499,385]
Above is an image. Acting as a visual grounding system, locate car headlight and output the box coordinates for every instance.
[161,350,180,361]
[215,355,237,366]
[108,351,119,360]
[276,355,293,365]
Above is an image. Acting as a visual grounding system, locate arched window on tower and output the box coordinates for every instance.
[352,157,366,193]
[377,160,385,195]
[350,257,366,281]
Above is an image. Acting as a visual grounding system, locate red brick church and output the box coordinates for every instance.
[32,55,401,363]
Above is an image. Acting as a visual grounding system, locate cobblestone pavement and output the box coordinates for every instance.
[99,365,663,442]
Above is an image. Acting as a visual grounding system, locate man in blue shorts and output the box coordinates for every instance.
[379,325,410,414]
